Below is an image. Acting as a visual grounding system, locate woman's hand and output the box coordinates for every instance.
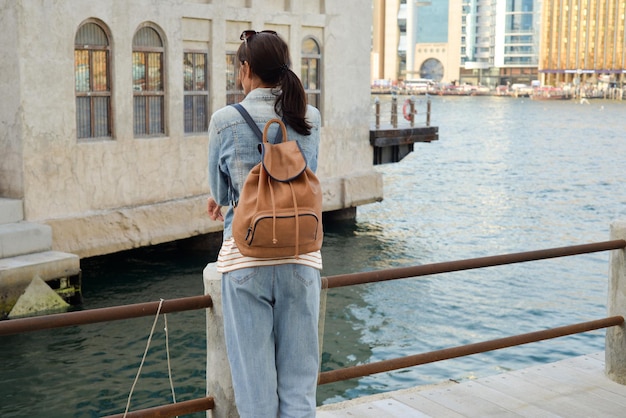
[207,197,224,222]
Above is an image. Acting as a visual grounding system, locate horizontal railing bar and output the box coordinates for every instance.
[102,396,215,418]
[0,294,213,336]
[325,239,626,289]
[318,315,624,385]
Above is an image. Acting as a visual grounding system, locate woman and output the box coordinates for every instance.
[206,30,322,418]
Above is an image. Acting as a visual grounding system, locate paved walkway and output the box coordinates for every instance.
[317,352,626,417]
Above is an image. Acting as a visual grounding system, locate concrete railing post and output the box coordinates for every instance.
[606,220,626,385]
[204,263,239,418]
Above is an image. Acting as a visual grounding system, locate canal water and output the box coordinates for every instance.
[2,96,625,417]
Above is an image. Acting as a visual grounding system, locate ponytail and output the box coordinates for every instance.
[275,68,312,136]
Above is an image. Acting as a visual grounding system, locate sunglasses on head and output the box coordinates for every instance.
[240,30,278,42]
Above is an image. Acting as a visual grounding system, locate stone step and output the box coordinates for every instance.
[0,198,24,224]
[0,222,52,258]
[0,251,81,318]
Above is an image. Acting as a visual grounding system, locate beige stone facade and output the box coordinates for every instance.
[371,0,462,84]
[0,0,382,258]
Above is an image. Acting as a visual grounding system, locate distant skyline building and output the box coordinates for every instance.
[539,0,626,87]
[372,0,403,82]
[372,0,625,89]
[410,0,462,83]
[372,0,461,84]
[460,0,540,87]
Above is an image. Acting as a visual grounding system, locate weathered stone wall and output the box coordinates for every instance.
[1,0,382,258]
[0,2,24,198]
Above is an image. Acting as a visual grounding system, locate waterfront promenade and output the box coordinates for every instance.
[3,98,626,416]
[317,352,626,417]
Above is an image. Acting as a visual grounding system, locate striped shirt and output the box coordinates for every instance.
[216,237,323,273]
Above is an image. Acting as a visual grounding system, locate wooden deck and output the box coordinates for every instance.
[317,352,626,417]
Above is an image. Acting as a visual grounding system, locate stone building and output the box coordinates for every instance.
[0,0,382,260]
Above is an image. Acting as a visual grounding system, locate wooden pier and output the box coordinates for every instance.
[370,125,439,165]
[370,95,439,165]
[317,352,626,417]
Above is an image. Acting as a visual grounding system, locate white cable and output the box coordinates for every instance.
[123,298,165,418]
[164,312,177,405]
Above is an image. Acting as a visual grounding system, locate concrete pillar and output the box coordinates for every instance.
[203,263,239,418]
[606,220,626,384]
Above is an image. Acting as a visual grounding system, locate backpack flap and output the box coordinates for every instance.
[260,141,307,182]
[260,118,307,181]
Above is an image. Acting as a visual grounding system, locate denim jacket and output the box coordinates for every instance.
[208,88,321,240]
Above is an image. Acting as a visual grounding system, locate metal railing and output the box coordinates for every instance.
[0,295,214,417]
[325,240,625,288]
[318,239,626,384]
[0,294,212,336]
[103,397,215,418]
[318,316,624,385]
[1,238,625,417]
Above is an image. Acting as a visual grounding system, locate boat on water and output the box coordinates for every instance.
[531,86,573,100]
[432,84,491,96]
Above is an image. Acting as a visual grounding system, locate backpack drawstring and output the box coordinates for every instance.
[289,181,300,258]
[267,174,278,245]
[267,174,301,258]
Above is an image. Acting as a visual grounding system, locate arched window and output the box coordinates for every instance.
[420,58,444,82]
[301,37,321,109]
[133,26,165,136]
[75,21,112,139]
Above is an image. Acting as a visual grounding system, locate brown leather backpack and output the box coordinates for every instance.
[231,106,323,258]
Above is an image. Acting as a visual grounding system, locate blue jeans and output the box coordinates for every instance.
[222,264,321,418]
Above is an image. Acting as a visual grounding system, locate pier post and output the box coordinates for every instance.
[203,263,239,418]
[391,95,398,128]
[606,220,626,385]
[426,98,431,127]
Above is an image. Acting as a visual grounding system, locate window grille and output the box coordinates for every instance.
[301,37,321,110]
[75,22,112,139]
[184,52,209,133]
[133,26,165,136]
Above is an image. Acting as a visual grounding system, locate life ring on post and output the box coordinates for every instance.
[402,98,413,121]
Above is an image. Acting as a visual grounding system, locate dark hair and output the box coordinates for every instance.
[237,32,312,135]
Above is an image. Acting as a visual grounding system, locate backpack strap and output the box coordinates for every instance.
[231,103,283,142]
[229,104,283,207]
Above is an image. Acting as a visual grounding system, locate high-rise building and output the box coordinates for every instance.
[539,0,626,87]
[461,0,541,87]
[372,0,462,84]
[410,0,462,83]
[372,0,404,82]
